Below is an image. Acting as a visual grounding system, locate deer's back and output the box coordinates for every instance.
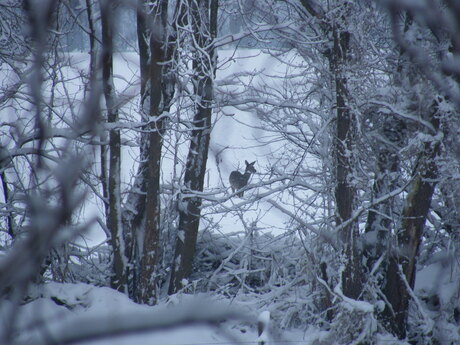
[229,171,245,188]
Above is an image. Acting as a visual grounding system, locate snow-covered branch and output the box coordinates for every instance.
[22,300,245,345]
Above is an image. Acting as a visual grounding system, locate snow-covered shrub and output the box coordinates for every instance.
[187,229,332,328]
[409,253,460,344]
[65,245,111,287]
[193,230,303,292]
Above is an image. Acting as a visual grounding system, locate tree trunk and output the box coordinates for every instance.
[168,0,218,295]
[137,0,169,304]
[85,0,97,78]
[382,102,440,339]
[298,0,362,301]
[329,24,363,300]
[86,0,110,226]
[0,171,14,238]
[364,117,404,267]
[122,0,171,304]
[121,0,151,301]
[100,0,126,293]
[137,0,150,98]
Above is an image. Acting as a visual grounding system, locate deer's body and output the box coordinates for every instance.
[229,160,256,197]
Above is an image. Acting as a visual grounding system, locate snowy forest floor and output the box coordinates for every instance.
[9,258,458,345]
[8,282,314,345]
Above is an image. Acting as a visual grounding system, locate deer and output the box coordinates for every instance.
[229,160,256,197]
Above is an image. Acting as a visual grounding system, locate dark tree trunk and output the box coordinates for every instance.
[100,0,126,293]
[137,0,150,98]
[330,25,363,300]
[364,117,405,268]
[85,0,109,224]
[121,0,151,301]
[0,171,14,238]
[137,0,169,305]
[168,0,218,295]
[297,0,362,301]
[382,105,440,338]
[84,0,108,221]
[122,0,172,304]
[85,0,96,77]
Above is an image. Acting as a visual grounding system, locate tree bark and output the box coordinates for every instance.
[382,104,440,338]
[137,0,169,305]
[122,0,171,304]
[168,0,218,295]
[0,170,14,238]
[298,0,362,300]
[137,0,150,98]
[85,0,97,78]
[364,117,404,268]
[85,0,110,227]
[121,0,151,300]
[101,0,126,293]
[330,24,363,300]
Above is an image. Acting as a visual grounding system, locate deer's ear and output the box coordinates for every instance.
[251,161,256,165]
[245,160,249,165]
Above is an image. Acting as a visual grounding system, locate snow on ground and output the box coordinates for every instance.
[415,252,459,303]
[11,282,316,345]
[414,253,460,343]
